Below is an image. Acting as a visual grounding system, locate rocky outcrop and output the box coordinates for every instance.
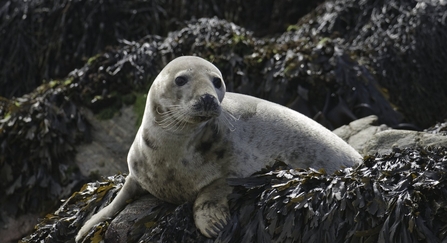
[3,0,447,242]
[22,145,447,243]
[0,213,40,243]
[334,115,447,155]
[333,115,391,153]
[75,106,136,177]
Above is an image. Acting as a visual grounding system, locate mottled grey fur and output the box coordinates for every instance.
[76,56,362,241]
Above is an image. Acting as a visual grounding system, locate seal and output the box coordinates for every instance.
[76,56,362,241]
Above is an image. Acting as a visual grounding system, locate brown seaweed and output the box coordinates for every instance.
[0,0,321,98]
[21,147,447,242]
[3,1,447,240]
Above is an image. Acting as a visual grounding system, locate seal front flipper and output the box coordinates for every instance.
[193,178,232,238]
[75,175,144,242]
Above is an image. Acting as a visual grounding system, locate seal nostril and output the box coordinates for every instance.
[201,94,216,111]
[201,94,213,102]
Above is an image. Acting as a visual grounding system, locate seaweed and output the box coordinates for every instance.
[66,17,404,129]
[294,0,447,128]
[21,147,447,242]
[0,14,418,225]
[0,0,320,98]
[0,80,88,223]
[3,1,447,240]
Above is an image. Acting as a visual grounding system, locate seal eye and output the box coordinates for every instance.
[212,77,222,89]
[175,76,188,86]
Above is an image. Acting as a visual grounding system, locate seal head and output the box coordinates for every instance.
[149,56,226,129]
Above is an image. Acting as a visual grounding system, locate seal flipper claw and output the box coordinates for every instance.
[193,178,231,238]
[205,229,214,237]
[194,201,230,238]
[218,218,227,229]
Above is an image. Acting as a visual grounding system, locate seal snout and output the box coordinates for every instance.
[200,94,218,111]
[192,93,221,120]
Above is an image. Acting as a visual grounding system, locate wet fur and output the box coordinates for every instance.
[76,56,362,241]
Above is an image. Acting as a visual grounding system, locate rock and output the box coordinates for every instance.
[0,213,40,243]
[75,106,136,177]
[21,148,447,242]
[334,115,447,156]
[105,195,163,243]
[364,130,447,155]
[333,115,390,153]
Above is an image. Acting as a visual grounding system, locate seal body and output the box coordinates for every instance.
[76,56,362,241]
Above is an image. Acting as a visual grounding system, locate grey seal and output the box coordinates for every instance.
[76,56,362,241]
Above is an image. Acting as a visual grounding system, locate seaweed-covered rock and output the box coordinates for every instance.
[0,0,321,98]
[364,130,447,156]
[0,81,88,223]
[22,147,447,242]
[4,1,447,241]
[295,0,447,128]
[64,17,404,130]
[425,120,447,136]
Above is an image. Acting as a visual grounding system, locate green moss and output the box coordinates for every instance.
[94,92,137,120]
[96,107,117,120]
[286,24,299,32]
[317,37,331,46]
[63,78,74,86]
[87,54,102,65]
[122,93,136,105]
[133,93,147,128]
[49,80,59,88]
[232,34,246,44]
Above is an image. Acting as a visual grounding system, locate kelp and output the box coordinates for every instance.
[425,121,447,136]
[0,15,421,224]
[294,0,447,128]
[244,34,403,129]
[0,80,88,223]
[19,174,126,243]
[0,0,321,98]
[22,147,447,242]
[3,0,447,237]
[3,0,446,127]
[67,17,403,129]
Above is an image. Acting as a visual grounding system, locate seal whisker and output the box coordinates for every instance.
[156,115,179,128]
[157,108,190,131]
[157,115,182,130]
[167,110,187,131]
[155,110,180,128]
[156,105,183,115]
[156,111,181,124]
[220,110,238,132]
[177,115,189,131]
[155,106,184,122]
